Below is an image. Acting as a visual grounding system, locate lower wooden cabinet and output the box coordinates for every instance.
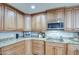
[67,44,79,55]
[45,42,67,55]
[32,40,45,55]
[0,41,25,55]
[25,40,32,55]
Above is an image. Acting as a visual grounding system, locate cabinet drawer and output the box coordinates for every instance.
[32,40,44,44]
[46,42,65,47]
[68,44,79,49]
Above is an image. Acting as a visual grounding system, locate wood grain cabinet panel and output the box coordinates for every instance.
[32,40,45,55]
[64,8,74,31]
[16,12,24,31]
[4,6,16,31]
[47,8,64,22]
[55,8,64,19]
[47,10,56,22]
[0,5,4,31]
[74,8,79,31]
[45,42,66,55]
[24,15,31,31]
[31,15,36,32]
[32,13,47,32]
[25,40,32,55]
[67,44,79,55]
[0,41,25,55]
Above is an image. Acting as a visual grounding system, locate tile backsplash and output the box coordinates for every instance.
[0,32,23,39]
[45,30,78,39]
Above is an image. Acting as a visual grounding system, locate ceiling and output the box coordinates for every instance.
[8,3,79,14]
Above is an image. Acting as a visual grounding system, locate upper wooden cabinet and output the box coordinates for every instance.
[65,7,79,31]
[32,13,47,32]
[74,8,79,31]
[16,12,24,31]
[47,8,64,22]
[24,15,31,31]
[64,8,74,31]
[0,5,4,31]
[40,13,47,32]
[47,10,56,22]
[4,6,16,31]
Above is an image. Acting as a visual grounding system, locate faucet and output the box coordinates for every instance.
[59,36,63,42]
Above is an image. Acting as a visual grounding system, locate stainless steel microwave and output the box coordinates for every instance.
[48,21,64,30]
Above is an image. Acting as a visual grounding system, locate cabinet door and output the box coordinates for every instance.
[4,6,16,30]
[35,15,41,32]
[74,8,79,31]
[55,46,66,55]
[31,15,36,32]
[32,40,44,55]
[40,13,47,32]
[15,44,25,55]
[47,10,56,22]
[56,8,64,19]
[25,40,32,55]
[0,5,4,31]
[24,15,31,31]
[2,48,17,55]
[64,8,74,31]
[68,44,79,55]
[16,12,24,31]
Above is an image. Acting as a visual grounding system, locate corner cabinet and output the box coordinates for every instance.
[4,6,16,31]
[24,15,31,31]
[16,12,24,31]
[31,13,47,32]
[45,42,67,55]
[0,5,4,31]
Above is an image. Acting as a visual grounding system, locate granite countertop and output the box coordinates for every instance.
[0,37,46,48]
[0,37,79,48]
[46,38,79,44]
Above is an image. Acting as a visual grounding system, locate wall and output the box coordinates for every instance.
[45,30,78,39]
[0,32,23,39]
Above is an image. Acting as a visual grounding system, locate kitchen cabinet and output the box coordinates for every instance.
[55,8,64,20]
[67,44,79,55]
[32,14,41,32]
[0,5,4,31]
[32,13,47,32]
[24,15,31,31]
[25,40,32,55]
[45,42,66,55]
[4,6,16,31]
[47,8,64,22]
[40,13,47,32]
[47,10,56,22]
[64,8,74,31]
[74,8,79,31]
[32,40,45,55]
[31,15,37,32]
[16,12,24,31]
[0,41,25,55]
[65,7,79,31]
